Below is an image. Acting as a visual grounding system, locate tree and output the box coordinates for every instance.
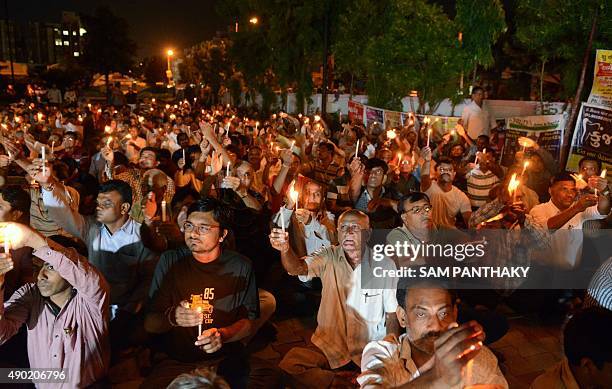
[80,6,136,103]
[142,56,166,85]
[455,0,507,89]
[514,0,612,163]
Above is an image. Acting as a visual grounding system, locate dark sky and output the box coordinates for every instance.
[7,0,227,58]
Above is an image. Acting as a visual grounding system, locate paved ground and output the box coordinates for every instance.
[113,307,564,388]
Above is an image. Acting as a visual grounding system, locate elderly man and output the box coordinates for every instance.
[0,222,110,388]
[269,209,399,387]
[359,280,508,388]
[460,86,497,139]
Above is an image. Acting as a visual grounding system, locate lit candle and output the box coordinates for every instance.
[314,115,321,122]
[182,148,186,164]
[51,141,55,154]
[397,152,402,165]
[226,161,230,176]
[289,181,299,212]
[255,121,259,131]
[41,145,46,176]
[161,200,167,222]
[508,173,520,203]
[197,306,202,336]
[280,208,286,233]
[355,139,360,157]
[106,136,112,147]
[521,160,530,177]
[152,98,156,104]
[386,129,397,140]
[596,169,607,196]
[426,128,432,147]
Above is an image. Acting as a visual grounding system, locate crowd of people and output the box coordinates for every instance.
[0,85,610,388]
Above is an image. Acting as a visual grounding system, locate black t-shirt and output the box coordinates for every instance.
[151,249,259,362]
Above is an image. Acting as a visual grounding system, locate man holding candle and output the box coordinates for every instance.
[529,172,610,269]
[269,209,399,387]
[421,150,472,229]
[144,197,272,388]
[0,222,110,388]
[358,279,508,388]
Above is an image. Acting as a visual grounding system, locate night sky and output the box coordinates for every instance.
[6,0,227,58]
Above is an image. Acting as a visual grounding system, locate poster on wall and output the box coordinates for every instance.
[566,103,612,172]
[348,100,364,124]
[587,49,612,109]
[365,106,384,127]
[384,111,402,129]
[500,115,565,167]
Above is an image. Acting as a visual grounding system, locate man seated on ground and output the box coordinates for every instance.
[269,209,399,387]
[531,307,612,389]
[145,197,279,388]
[0,222,110,387]
[102,145,175,223]
[359,279,508,388]
[273,177,337,257]
[529,171,610,269]
[349,157,401,229]
[421,149,472,229]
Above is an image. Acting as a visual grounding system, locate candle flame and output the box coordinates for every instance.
[289,181,299,204]
[601,169,607,178]
[507,173,520,196]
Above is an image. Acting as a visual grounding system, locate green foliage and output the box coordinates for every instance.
[455,0,506,69]
[515,0,612,98]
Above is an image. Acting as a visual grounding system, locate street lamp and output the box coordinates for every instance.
[166,49,174,87]
[249,17,259,25]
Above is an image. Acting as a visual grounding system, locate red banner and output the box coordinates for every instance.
[348,100,364,124]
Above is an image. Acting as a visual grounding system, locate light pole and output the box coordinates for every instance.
[249,17,258,25]
[166,49,174,87]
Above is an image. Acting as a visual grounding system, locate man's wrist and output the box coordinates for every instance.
[28,233,48,251]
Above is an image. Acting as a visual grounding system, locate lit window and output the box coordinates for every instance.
[79,27,87,36]
[63,41,69,45]
[73,52,79,57]
[55,39,62,46]
[62,30,69,36]
[72,31,77,36]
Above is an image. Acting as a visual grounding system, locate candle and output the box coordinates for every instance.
[386,129,397,140]
[314,115,321,122]
[161,200,167,222]
[596,169,607,196]
[41,146,46,176]
[521,160,530,177]
[426,128,432,147]
[289,183,299,211]
[106,136,112,147]
[508,173,520,203]
[355,139,360,157]
[51,141,55,154]
[397,152,402,165]
[182,148,186,164]
[152,98,156,103]
[280,208,286,232]
[197,306,203,337]
[226,161,230,176]
[255,121,259,131]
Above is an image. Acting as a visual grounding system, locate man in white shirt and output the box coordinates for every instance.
[269,210,399,387]
[529,172,610,269]
[124,125,147,163]
[358,280,508,388]
[421,151,472,229]
[461,87,497,140]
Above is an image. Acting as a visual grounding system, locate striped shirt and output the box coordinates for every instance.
[585,256,612,310]
[466,167,500,208]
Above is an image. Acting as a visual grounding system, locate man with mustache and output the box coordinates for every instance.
[269,209,399,387]
[421,149,472,229]
[358,280,508,388]
[0,222,110,388]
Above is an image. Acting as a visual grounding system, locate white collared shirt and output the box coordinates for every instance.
[461,100,496,139]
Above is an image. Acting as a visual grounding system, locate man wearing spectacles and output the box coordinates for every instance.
[145,197,273,388]
[386,192,434,267]
[421,151,472,229]
[269,209,399,387]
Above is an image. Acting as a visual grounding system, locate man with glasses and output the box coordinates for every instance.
[421,151,472,229]
[144,197,271,388]
[529,172,610,268]
[349,157,401,229]
[269,209,399,387]
[386,192,434,267]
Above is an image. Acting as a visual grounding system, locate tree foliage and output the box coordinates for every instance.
[515,0,612,98]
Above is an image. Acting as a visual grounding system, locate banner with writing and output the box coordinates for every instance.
[566,103,612,172]
[500,115,565,167]
[384,111,402,129]
[365,106,384,127]
[587,49,612,109]
[348,100,364,124]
